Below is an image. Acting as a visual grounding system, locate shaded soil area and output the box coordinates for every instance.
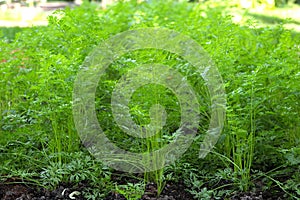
[0,181,86,200]
[104,181,195,200]
[0,179,289,200]
[0,181,194,200]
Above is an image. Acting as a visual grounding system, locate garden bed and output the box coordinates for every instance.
[0,1,299,200]
[39,2,77,11]
[0,180,288,200]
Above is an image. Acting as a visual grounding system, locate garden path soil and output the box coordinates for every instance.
[0,179,287,200]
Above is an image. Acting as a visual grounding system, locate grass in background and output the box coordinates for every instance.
[226,2,300,32]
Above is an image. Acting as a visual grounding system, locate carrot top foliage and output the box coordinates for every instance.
[0,1,299,199]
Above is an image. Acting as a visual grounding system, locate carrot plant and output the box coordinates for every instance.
[0,0,299,199]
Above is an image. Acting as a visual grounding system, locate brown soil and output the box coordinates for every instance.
[0,178,289,200]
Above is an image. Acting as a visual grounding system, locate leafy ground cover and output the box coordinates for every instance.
[0,27,29,42]
[0,0,299,199]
